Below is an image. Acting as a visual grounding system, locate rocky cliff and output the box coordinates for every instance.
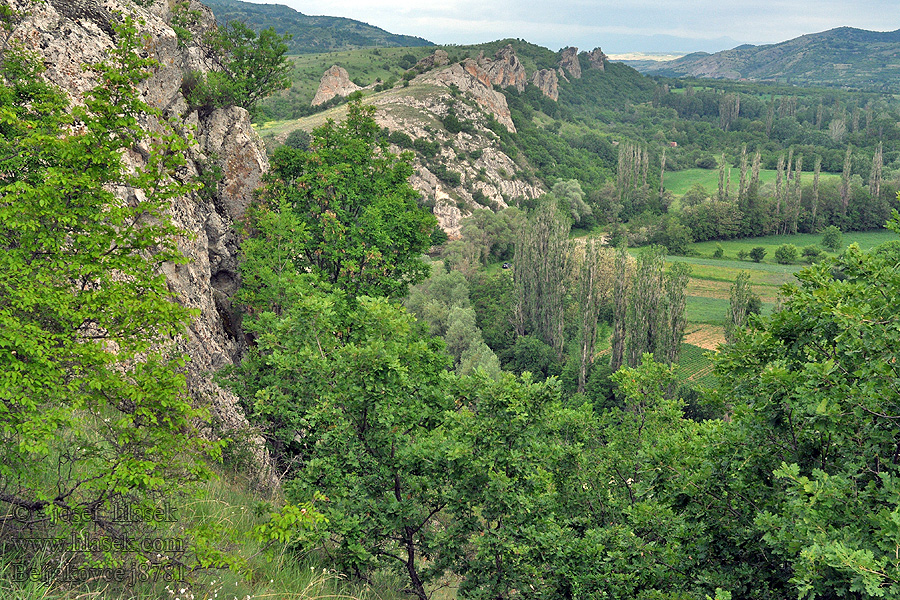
[7,0,275,488]
[478,44,527,92]
[424,59,517,133]
[559,46,582,79]
[289,47,551,236]
[588,47,607,71]
[531,68,559,101]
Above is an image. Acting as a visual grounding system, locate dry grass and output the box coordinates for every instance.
[683,324,725,350]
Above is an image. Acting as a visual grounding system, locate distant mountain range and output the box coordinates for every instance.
[640,27,900,92]
[202,0,434,54]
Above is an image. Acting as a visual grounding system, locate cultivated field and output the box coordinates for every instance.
[666,227,897,385]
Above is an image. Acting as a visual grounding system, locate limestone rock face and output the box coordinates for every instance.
[479,44,527,91]
[7,0,275,490]
[423,61,516,132]
[588,47,608,71]
[312,65,362,106]
[559,46,582,79]
[368,91,542,228]
[531,68,559,100]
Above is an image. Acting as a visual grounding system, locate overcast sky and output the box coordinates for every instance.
[239,0,900,53]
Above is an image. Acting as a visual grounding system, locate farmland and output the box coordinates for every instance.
[663,166,841,197]
[663,227,898,384]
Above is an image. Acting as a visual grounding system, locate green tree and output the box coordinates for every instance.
[609,243,631,371]
[724,271,758,343]
[574,238,613,393]
[625,246,665,367]
[749,246,767,262]
[186,20,292,117]
[681,182,711,207]
[801,244,825,263]
[513,198,570,358]
[283,127,311,150]
[774,243,799,264]
[716,224,900,598]
[261,101,437,298]
[228,206,456,597]
[821,224,843,251]
[0,20,218,570]
[659,261,692,365]
[551,179,594,226]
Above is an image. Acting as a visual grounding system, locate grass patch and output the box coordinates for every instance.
[684,295,730,325]
[688,229,898,260]
[664,167,840,197]
[0,467,408,600]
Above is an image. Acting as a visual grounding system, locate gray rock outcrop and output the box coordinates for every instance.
[416,49,450,70]
[312,65,362,106]
[588,47,608,71]
[531,69,559,100]
[478,44,527,91]
[423,60,516,132]
[7,0,275,490]
[559,46,582,78]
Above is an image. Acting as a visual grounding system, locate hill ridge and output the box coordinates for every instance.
[643,26,900,93]
[202,0,434,54]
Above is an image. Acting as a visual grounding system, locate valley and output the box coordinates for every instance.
[3,1,900,599]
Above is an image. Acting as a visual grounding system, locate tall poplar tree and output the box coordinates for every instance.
[625,247,665,368]
[840,145,853,217]
[658,262,691,366]
[610,244,631,371]
[574,239,613,392]
[514,199,570,358]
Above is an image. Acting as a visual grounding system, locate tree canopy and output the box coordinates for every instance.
[259,100,437,298]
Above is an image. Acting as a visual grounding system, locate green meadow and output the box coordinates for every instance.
[663,167,841,197]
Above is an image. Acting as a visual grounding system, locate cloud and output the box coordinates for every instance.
[265,0,900,50]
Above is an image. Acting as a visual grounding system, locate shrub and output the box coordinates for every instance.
[821,225,843,251]
[284,128,311,150]
[695,155,717,169]
[386,130,415,149]
[432,163,462,186]
[413,137,440,158]
[713,243,724,258]
[802,245,825,263]
[749,246,767,262]
[737,249,749,261]
[774,243,799,264]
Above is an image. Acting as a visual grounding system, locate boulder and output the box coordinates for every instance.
[311,65,361,106]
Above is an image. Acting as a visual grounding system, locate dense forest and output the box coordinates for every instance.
[3,2,900,600]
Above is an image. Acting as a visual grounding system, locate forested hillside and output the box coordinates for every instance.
[644,26,900,93]
[203,0,434,54]
[256,39,900,247]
